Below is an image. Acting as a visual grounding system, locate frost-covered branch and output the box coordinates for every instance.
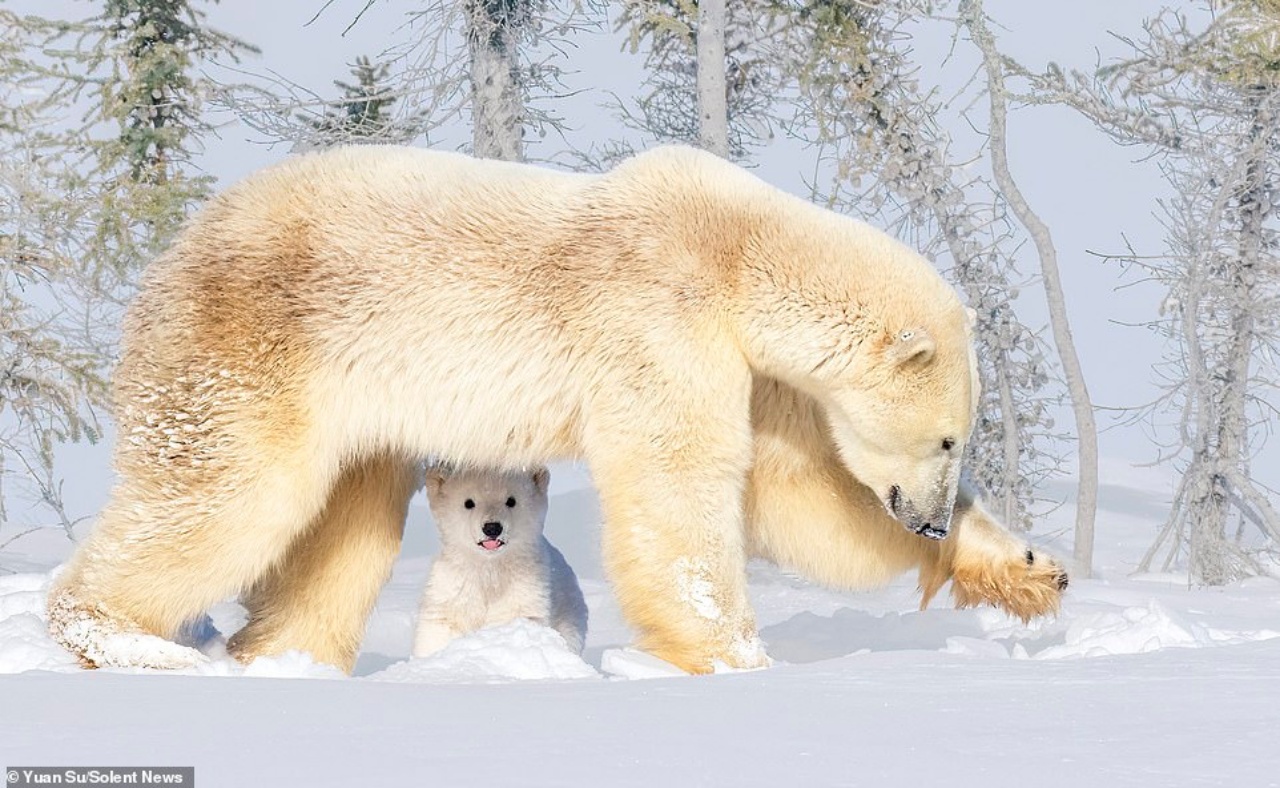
[962,0,1099,575]
[0,2,241,542]
[1009,1,1280,583]
[0,31,111,536]
[1003,58,1186,152]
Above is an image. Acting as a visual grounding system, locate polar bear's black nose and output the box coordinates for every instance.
[482,522,503,538]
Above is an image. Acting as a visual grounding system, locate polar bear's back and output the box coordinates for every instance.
[187,146,591,270]
[120,148,610,467]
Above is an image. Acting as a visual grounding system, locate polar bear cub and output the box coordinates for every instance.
[413,465,588,658]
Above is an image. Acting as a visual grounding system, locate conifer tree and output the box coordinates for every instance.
[306,55,408,146]
[1,1,255,536]
[82,0,257,276]
[616,0,785,160]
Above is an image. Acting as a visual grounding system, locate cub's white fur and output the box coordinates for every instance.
[413,466,588,657]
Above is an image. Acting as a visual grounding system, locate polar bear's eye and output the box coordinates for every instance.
[506,497,517,508]
[464,499,475,509]
[941,438,956,452]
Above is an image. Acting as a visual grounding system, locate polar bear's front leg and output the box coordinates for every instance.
[588,412,765,673]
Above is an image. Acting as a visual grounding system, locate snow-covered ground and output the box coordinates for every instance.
[2,459,1279,787]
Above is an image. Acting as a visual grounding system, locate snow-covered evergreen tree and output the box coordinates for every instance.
[1086,3,1276,582]
[78,0,257,275]
[0,11,107,534]
[304,55,420,147]
[616,0,786,160]
[1,0,254,536]
[238,2,598,161]
[459,0,606,161]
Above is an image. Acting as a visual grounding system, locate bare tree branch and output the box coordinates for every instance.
[962,0,1099,575]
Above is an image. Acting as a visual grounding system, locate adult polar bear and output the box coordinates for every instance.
[48,145,1065,674]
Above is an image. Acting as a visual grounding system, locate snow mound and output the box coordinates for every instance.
[1033,603,1203,659]
[0,612,82,673]
[0,570,49,596]
[0,571,80,673]
[1032,602,1277,660]
[0,574,51,621]
[600,647,688,679]
[238,651,347,680]
[371,619,600,684]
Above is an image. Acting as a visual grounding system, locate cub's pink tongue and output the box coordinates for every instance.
[481,539,503,551]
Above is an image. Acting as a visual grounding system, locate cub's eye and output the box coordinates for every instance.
[464,499,475,510]
[941,438,955,452]
[506,497,517,508]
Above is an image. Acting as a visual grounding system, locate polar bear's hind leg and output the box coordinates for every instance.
[228,452,419,672]
[47,448,337,669]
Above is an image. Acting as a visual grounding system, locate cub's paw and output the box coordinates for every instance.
[950,546,1068,622]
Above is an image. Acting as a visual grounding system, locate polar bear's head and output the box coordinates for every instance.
[738,209,979,540]
[425,466,551,555]
[817,317,979,540]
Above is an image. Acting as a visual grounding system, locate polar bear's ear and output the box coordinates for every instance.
[531,467,550,494]
[887,327,935,368]
[966,307,978,328]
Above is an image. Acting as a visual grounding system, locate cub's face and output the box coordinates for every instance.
[426,467,550,556]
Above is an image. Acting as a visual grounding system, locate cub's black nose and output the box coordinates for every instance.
[482,522,503,538]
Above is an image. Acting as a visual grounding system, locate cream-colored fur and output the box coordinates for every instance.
[228,453,419,672]
[413,466,587,657]
[48,145,1046,674]
[747,377,1067,620]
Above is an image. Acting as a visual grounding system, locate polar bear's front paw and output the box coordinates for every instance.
[950,545,1068,622]
[641,626,773,675]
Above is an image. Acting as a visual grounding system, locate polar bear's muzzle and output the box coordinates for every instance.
[886,485,952,540]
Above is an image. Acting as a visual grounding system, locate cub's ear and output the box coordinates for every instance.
[965,307,978,328]
[424,468,447,498]
[886,327,935,368]
[532,467,550,494]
